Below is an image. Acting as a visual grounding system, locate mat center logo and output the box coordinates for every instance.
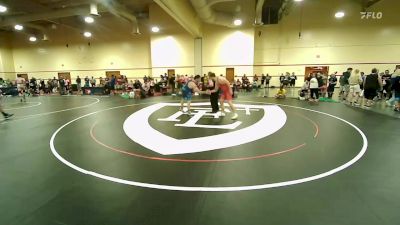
[123,102,287,155]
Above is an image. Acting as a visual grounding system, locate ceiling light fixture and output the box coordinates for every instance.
[0,5,7,13]
[335,11,345,18]
[83,31,92,38]
[29,36,37,42]
[294,0,303,2]
[233,19,242,26]
[151,26,160,33]
[84,16,94,23]
[14,24,23,30]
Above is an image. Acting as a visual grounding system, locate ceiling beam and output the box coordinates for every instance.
[363,0,382,8]
[96,0,140,34]
[154,0,203,38]
[254,0,265,25]
[0,6,92,27]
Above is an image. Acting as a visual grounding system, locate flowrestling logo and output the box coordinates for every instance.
[360,12,383,19]
[123,102,287,155]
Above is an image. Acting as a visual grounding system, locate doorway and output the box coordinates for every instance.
[58,72,71,82]
[304,66,329,80]
[17,74,28,81]
[167,69,175,78]
[226,68,234,83]
[106,71,121,79]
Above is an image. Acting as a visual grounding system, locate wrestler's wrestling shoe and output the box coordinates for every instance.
[231,113,238,120]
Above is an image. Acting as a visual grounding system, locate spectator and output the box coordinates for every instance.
[39,79,45,95]
[360,72,365,90]
[290,72,297,87]
[347,69,363,106]
[282,73,290,87]
[169,74,176,95]
[279,73,285,86]
[90,76,96,87]
[110,75,116,95]
[99,77,105,87]
[252,80,258,91]
[275,86,287,99]
[309,73,319,102]
[320,73,328,98]
[84,76,90,87]
[382,70,392,100]
[392,74,400,112]
[363,68,382,107]
[253,74,259,84]
[327,73,337,99]
[386,68,400,107]
[261,74,266,87]
[76,76,82,94]
[235,79,242,91]
[52,77,58,93]
[59,77,66,95]
[342,68,353,100]
[265,74,271,88]
[299,80,310,100]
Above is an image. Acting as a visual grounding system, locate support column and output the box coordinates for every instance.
[194,38,202,76]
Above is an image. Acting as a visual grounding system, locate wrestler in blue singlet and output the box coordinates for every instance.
[181,81,193,101]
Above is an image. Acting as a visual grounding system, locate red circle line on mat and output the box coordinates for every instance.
[90,122,306,163]
[292,112,320,138]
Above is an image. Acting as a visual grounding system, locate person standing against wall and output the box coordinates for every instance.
[90,76,96,87]
[327,73,337,99]
[169,74,176,95]
[59,76,65,95]
[261,74,266,87]
[76,76,82,95]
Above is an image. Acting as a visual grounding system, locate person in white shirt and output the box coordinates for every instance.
[15,75,26,102]
[347,69,363,106]
[309,73,319,102]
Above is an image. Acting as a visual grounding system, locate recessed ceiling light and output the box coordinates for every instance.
[0,5,7,13]
[233,19,242,26]
[151,26,160,33]
[294,0,303,2]
[84,16,94,23]
[335,11,345,18]
[29,36,37,42]
[83,31,92,38]
[14,24,23,30]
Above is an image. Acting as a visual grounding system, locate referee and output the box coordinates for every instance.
[208,72,219,113]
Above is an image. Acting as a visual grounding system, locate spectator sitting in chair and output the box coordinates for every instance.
[299,80,310,101]
[235,79,242,91]
[275,86,287,99]
[252,80,258,91]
